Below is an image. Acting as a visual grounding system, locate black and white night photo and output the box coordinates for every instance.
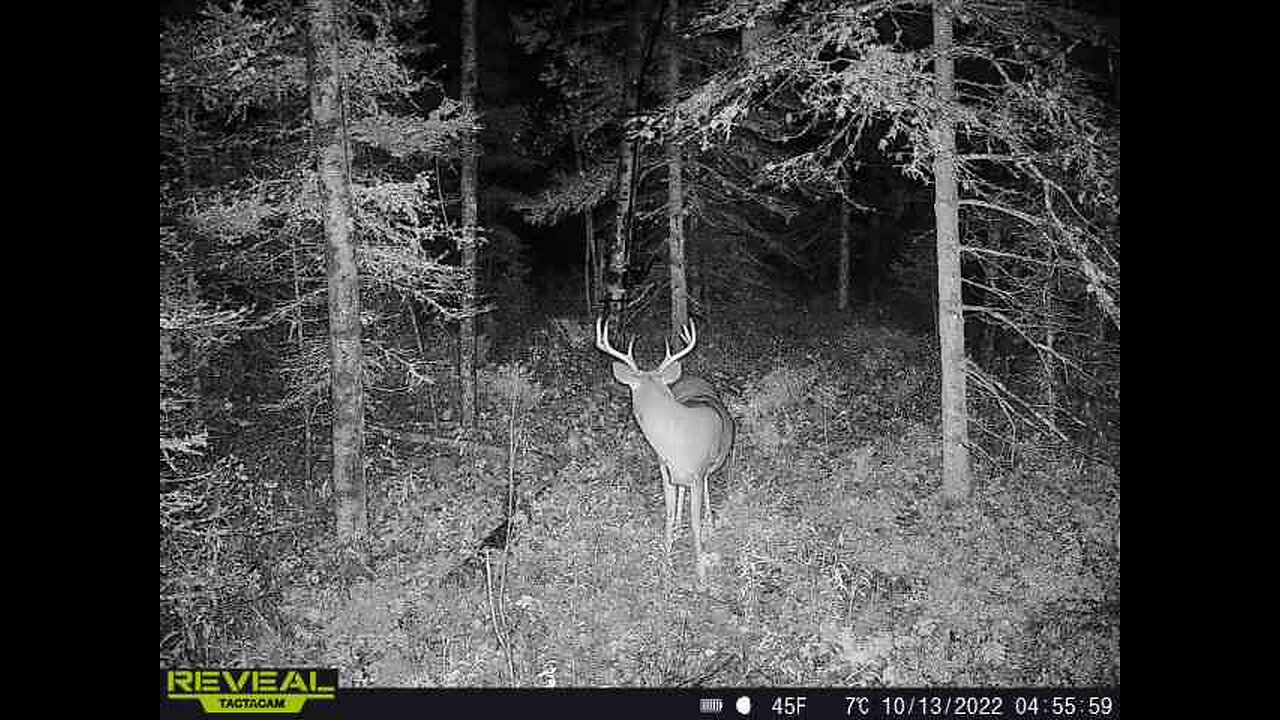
[160,0,1119,710]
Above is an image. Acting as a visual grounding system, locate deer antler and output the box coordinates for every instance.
[595,317,640,372]
[656,320,697,372]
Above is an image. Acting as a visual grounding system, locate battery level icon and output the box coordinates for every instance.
[699,697,724,714]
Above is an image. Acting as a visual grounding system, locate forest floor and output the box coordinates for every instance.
[240,300,1119,686]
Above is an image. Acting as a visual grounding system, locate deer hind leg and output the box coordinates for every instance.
[670,481,691,548]
[675,484,686,528]
[701,473,711,526]
[660,464,677,557]
[677,482,706,527]
[689,472,705,584]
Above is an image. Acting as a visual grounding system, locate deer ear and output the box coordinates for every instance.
[613,362,640,386]
[658,360,682,385]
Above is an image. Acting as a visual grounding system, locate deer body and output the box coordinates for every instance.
[671,376,734,481]
[628,379,722,481]
[597,318,734,585]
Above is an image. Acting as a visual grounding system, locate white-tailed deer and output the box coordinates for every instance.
[596,317,735,584]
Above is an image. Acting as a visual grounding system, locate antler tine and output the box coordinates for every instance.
[657,319,698,371]
[595,316,640,371]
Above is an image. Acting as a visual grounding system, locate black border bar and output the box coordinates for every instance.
[160,686,1119,719]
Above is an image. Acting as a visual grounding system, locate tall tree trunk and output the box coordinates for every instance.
[573,128,596,316]
[607,0,644,326]
[1039,255,1059,432]
[665,0,687,339]
[308,0,366,543]
[932,0,970,500]
[459,0,479,426]
[687,221,702,315]
[585,207,595,316]
[595,224,605,313]
[838,195,851,312]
